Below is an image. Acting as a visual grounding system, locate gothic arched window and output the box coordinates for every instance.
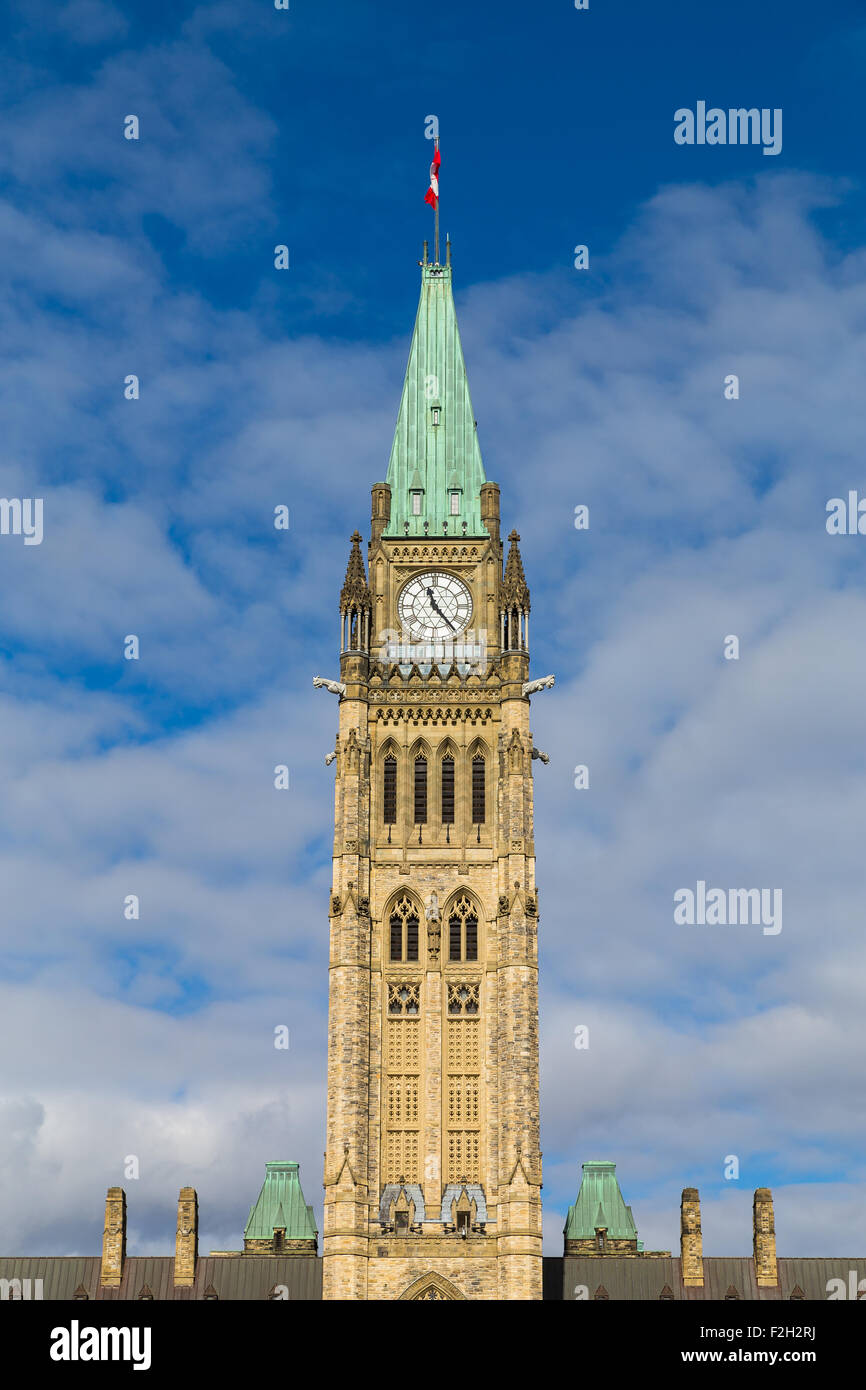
[441,755,455,825]
[383,754,397,827]
[390,895,420,963]
[448,893,478,963]
[414,755,427,825]
[471,754,485,834]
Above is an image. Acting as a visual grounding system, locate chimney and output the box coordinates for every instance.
[100,1187,127,1287]
[680,1187,703,1287]
[174,1187,199,1287]
[753,1188,778,1286]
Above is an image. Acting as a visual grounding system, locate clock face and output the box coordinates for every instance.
[397,571,473,641]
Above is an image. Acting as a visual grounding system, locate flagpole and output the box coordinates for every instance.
[434,136,440,264]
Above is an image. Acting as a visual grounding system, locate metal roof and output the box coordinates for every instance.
[564,1161,639,1241]
[778,1258,866,1301]
[0,1256,322,1301]
[378,1183,426,1224]
[565,1255,681,1301]
[564,1256,866,1300]
[439,1183,488,1224]
[0,1257,101,1301]
[383,262,488,540]
[244,1161,317,1242]
[4,1254,863,1301]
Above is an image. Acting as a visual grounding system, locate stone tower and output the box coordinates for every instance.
[321,246,545,1301]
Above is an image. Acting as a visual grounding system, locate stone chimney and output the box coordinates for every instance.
[174,1187,199,1287]
[753,1188,778,1286]
[100,1187,127,1287]
[680,1187,704,1287]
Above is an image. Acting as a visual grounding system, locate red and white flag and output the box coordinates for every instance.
[424,146,441,208]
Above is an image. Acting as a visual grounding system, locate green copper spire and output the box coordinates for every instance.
[384,261,488,538]
[244,1162,317,1244]
[563,1161,639,1241]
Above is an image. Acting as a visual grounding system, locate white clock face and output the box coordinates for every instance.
[397,572,473,641]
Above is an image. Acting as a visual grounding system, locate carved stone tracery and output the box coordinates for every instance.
[388,982,421,1016]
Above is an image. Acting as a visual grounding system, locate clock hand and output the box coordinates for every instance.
[426,588,457,630]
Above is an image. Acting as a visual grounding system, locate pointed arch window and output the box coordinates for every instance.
[471,755,486,827]
[448,894,479,963]
[390,895,420,963]
[383,754,397,827]
[414,755,427,825]
[441,755,455,825]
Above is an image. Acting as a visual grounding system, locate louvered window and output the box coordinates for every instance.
[441,756,454,824]
[383,755,397,824]
[414,756,427,824]
[471,755,485,824]
[390,916,403,961]
[449,916,461,962]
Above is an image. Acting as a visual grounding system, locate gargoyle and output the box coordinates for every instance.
[313,676,346,696]
[522,674,555,696]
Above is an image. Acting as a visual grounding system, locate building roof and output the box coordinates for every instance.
[243,1162,317,1242]
[383,261,488,539]
[0,1256,322,1301]
[562,1256,866,1301]
[564,1161,639,1242]
[4,1254,863,1301]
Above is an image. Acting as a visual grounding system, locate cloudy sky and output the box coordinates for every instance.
[1,0,864,1261]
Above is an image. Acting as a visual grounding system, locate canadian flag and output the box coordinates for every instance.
[424,146,441,208]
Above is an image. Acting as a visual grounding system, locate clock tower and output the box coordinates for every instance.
[321,243,545,1301]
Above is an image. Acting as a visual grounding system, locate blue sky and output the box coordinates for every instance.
[1,0,865,1263]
